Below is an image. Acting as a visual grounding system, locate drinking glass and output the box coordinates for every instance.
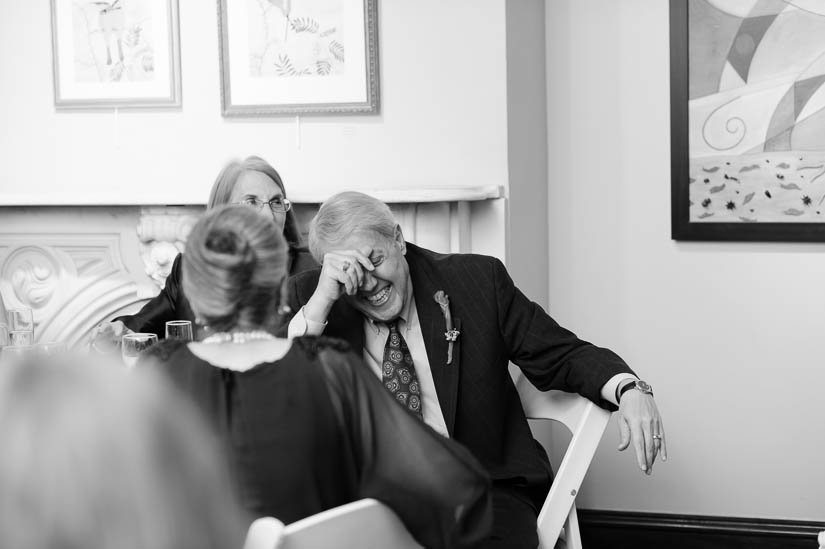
[10,330,33,347]
[7,308,34,343]
[121,333,158,368]
[165,320,193,342]
[0,325,9,347]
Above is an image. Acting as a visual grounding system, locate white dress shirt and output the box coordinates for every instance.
[359,298,450,437]
[287,293,450,437]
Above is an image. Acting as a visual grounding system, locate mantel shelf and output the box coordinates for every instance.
[0,185,505,207]
[290,185,505,204]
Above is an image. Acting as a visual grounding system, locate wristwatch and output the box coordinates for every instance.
[617,380,653,402]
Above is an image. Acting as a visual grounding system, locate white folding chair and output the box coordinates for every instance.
[275,499,422,549]
[514,372,613,549]
[244,517,284,549]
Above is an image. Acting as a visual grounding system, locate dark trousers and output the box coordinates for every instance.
[473,485,539,548]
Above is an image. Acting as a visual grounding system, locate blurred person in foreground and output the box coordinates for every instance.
[91,155,316,347]
[139,204,491,549]
[285,191,668,548]
[0,352,250,549]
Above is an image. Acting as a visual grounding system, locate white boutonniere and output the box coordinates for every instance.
[433,290,459,364]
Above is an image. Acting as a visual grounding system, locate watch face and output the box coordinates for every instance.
[636,380,653,393]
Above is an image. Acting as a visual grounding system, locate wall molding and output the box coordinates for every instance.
[578,509,825,549]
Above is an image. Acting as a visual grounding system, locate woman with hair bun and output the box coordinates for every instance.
[139,205,492,549]
[92,155,316,346]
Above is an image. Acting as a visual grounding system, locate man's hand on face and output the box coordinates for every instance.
[304,250,374,323]
[616,391,667,475]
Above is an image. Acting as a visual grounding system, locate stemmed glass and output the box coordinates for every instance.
[121,333,158,368]
[165,320,193,342]
[10,330,33,347]
[7,308,34,343]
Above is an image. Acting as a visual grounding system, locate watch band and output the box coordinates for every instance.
[618,380,653,402]
[617,380,636,402]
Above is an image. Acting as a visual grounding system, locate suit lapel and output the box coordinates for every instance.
[408,245,460,436]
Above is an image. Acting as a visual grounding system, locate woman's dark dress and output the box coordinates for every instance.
[117,247,316,336]
[142,337,491,549]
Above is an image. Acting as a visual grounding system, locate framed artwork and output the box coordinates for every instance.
[671,0,825,242]
[50,0,181,109]
[218,0,380,116]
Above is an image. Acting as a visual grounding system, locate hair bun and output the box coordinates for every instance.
[203,227,256,273]
[183,205,287,332]
[206,230,241,255]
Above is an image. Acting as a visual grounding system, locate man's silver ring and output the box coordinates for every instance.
[342,261,351,272]
[652,435,662,440]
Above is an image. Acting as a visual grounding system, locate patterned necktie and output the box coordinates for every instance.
[382,321,423,420]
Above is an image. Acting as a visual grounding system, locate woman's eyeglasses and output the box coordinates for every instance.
[241,196,292,213]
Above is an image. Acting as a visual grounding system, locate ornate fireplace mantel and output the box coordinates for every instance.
[0,185,505,348]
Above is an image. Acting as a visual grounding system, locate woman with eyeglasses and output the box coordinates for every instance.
[91,156,316,345]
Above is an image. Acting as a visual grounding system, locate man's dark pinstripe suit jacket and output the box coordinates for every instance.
[285,242,634,503]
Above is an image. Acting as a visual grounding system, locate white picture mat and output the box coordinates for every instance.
[51,0,179,105]
[227,0,366,105]
[220,0,377,114]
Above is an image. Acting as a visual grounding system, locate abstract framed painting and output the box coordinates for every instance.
[50,0,181,109]
[671,0,825,241]
[218,0,380,116]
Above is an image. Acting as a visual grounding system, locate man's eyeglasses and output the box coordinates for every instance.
[240,196,292,213]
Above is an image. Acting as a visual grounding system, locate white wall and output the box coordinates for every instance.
[505,0,549,307]
[0,0,509,205]
[547,0,825,521]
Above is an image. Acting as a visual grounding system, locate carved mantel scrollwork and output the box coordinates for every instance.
[3,246,60,311]
[136,207,202,289]
[0,232,150,349]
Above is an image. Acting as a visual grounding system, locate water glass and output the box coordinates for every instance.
[8,308,34,333]
[121,333,158,368]
[10,330,33,347]
[0,325,9,347]
[165,320,193,342]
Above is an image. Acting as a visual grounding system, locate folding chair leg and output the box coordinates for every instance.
[565,502,582,549]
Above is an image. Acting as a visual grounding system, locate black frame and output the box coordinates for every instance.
[670,0,825,242]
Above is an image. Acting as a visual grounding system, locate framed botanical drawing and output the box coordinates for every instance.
[671,0,825,241]
[218,0,380,116]
[50,0,181,109]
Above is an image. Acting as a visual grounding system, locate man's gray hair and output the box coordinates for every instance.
[309,192,397,261]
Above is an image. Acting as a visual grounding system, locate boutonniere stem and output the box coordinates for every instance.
[433,290,459,364]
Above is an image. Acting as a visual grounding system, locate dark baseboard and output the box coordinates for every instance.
[578,509,825,549]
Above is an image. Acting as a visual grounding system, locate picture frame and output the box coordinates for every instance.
[217,0,380,116]
[670,0,825,242]
[50,0,181,109]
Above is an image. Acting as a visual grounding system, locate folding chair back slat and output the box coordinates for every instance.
[515,374,612,549]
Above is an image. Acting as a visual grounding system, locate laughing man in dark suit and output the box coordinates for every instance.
[286,191,667,548]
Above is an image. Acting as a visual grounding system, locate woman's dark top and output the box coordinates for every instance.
[142,337,491,549]
[117,247,316,337]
